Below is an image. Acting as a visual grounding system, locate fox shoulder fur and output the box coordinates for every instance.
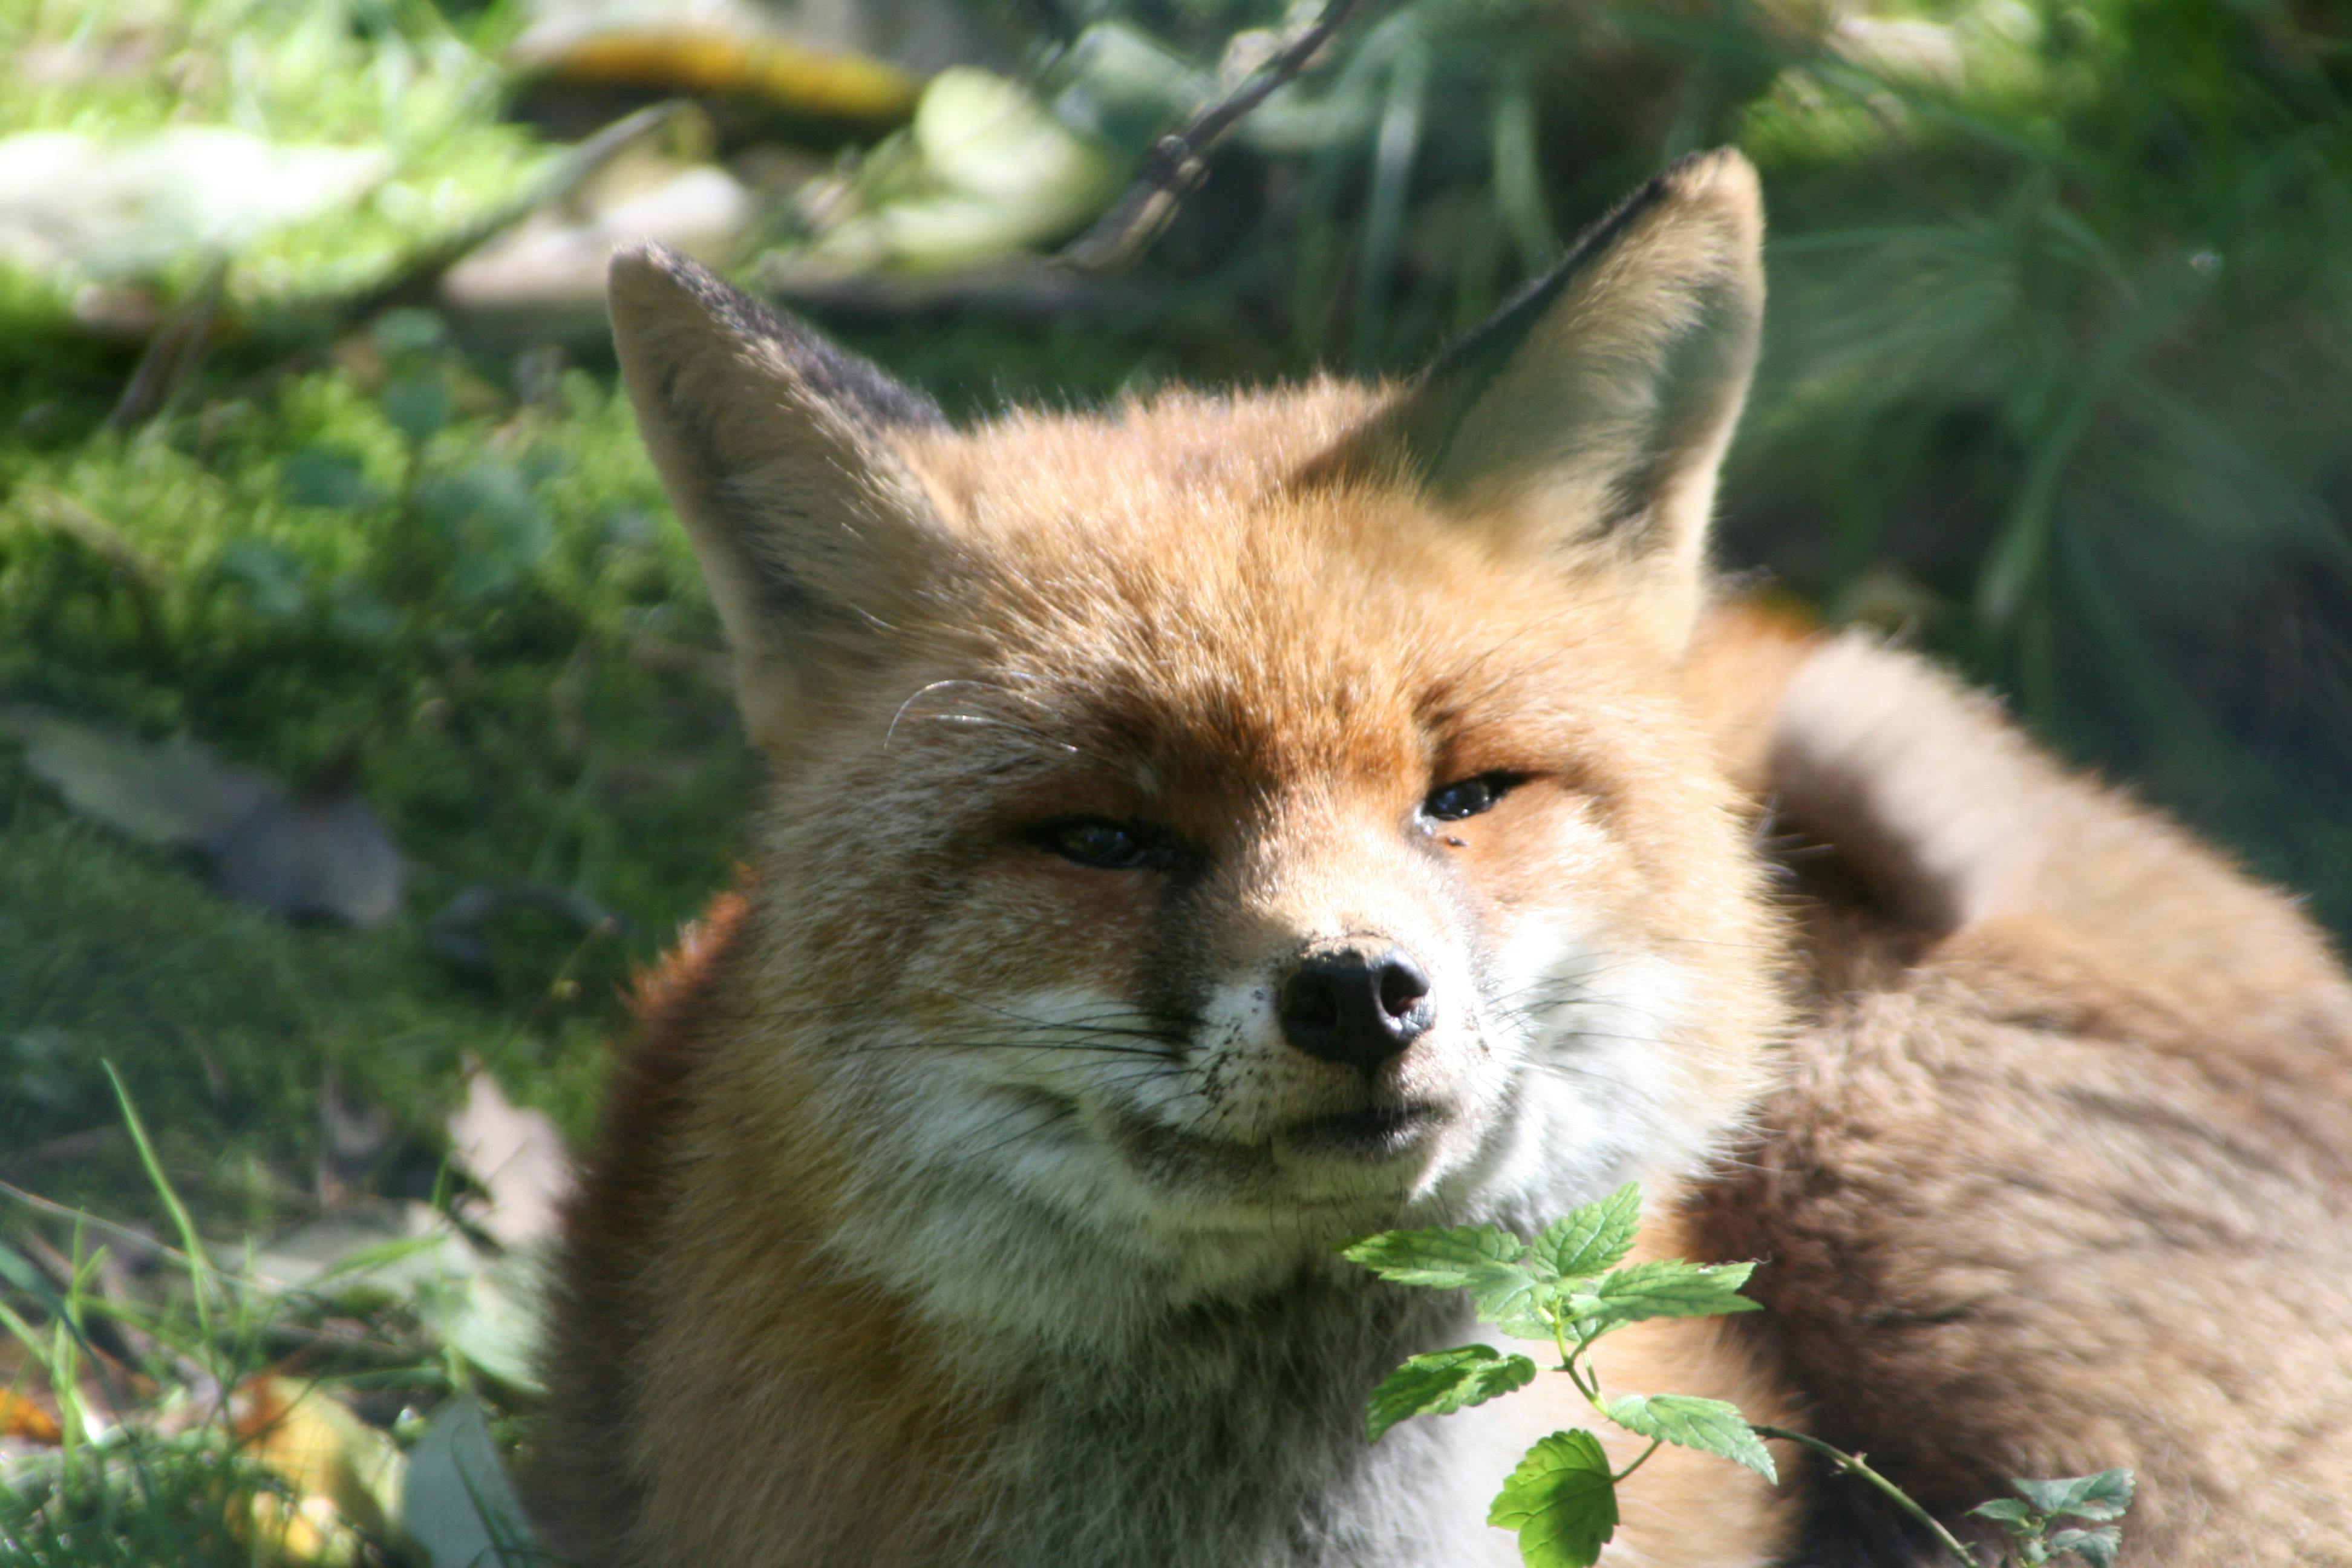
[531,149,2352,1567]
[1687,612,2352,1566]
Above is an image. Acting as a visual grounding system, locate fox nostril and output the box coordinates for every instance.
[1279,969,1343,1037]
[1377,951,1431,1022]
[1278,946,1436,1073]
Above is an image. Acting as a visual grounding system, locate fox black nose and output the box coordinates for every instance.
[1278,946,1434,1073]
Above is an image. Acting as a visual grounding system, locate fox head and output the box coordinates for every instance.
[609,150,1783,1347]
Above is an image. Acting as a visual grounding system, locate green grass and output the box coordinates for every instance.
[1,1437,270,1568]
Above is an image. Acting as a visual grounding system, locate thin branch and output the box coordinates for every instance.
[1060,0,1374,273]
[186,100,688,408]
[106,258,226,432]
[329,98,686,321]
[1751,1425,1984,1566]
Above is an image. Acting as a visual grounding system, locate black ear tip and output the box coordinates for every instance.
[605,243,949,436]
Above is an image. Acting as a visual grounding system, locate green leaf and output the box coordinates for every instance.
[402,1396,539,1568]
[1532,1183,1642,1280]
[1467,1260,1558,1337]
[1604,1394,1777,1483]
[1587,1259,1761,1325]
[382,372,454,443]
[2011,1469,2135,1523]
[1488,1429,1619,1568]
[1344,1225,1524,1289]
[1968,1497,2040,1527]
[1488,1305,1564,1342]
[2047,1526,2123,1568]
[1366,1345,1538,1442]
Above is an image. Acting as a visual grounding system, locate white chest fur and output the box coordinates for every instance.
[961,1280,1537,1568]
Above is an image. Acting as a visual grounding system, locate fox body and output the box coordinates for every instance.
[535,150,2352,1566]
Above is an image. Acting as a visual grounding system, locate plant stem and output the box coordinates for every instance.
[1613,1437,1665,1484]
[1751,1426,1982,1566]
[1555,1336,1610,1422]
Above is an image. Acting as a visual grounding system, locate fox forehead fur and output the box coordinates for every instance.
[539,149,1798,1567]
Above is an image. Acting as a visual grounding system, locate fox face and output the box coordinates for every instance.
[603,154,1784,1361]
[551,150,1803,1568]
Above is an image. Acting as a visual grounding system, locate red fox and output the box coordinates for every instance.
[532,150,2352,1566]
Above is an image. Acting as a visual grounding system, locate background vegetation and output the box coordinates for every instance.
[0,0,2345,1558]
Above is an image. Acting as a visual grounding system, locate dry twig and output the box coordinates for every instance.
[106,259,227,431]
[330,98,687,320]
[1060,0,1373,273]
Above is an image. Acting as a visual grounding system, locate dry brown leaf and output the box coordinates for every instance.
[0,705,404,926]
[447,1058,573,1249]
[233,1375,405,1563]
[0,1387,63,1444]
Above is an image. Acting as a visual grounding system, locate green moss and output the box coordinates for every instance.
[0,345,754,1226]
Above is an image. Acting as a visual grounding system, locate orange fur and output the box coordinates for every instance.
[535,146,2352,1568]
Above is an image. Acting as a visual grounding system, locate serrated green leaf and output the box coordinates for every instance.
[1532,1183,1642,1280]
[1344,1225,1524,1289]
[2046,1526,2123,1568]
[1968,1497,2039,1527]
[1587,1259,1761,1325]
[1488,1429,1619,1568]
[2011,1469,2135,1522]
[1366,1345,1538,1442]
[1489,1302,1564,1342]
[1604,1394,1777,1483]
[1467,1259,1558,1334]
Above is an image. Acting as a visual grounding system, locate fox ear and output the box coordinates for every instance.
[607,244,950,751]
[1305,149,1764,649]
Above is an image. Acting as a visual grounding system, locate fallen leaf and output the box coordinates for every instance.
[211,790,404,927]
[416,1257,546,1394]
[0,1388,62,1445]
[447,1060,572,1250]
[400,1395,539,1568]
[516,28,918,128]
[0,706,272,848]
[0,707,405,926]
[441,158,754,344]
[234,1376,407,1564]
[793,67,1122,273]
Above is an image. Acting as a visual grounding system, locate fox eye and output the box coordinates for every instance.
[1039,818,1166,871]
[1422,773,1522,825]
